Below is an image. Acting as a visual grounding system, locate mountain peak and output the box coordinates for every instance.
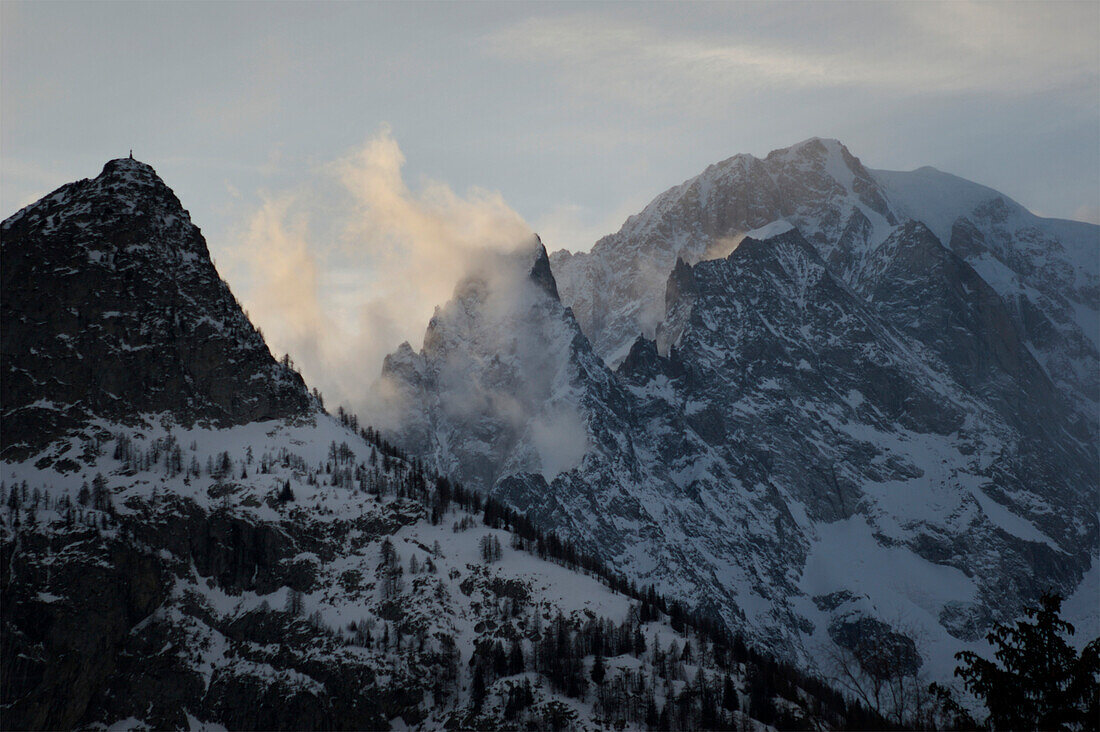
[528,234,560,301]
[1,161,313,459]
[94,154,177,200]
[768,136,850,161]
[765,137,869,187]
[790,136,846,151]
[102,156,157,174]
[97,157,166,192]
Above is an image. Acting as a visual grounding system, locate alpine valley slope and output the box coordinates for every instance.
[377,139,1099,682]
[1,159,880,730]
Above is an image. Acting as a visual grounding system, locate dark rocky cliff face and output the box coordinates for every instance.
[1,158,312,460]
[636,229,1095,631]
[1,524,165,730]
[0,494,417,731]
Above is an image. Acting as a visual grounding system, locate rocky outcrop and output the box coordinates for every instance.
[1,158,313,460]
[0,494,423,731]
[1,527,167,730]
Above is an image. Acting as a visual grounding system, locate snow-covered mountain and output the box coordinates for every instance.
[550,138,898,367]
[379,139,1099,682]
[1,159,874,730]
[551,138,1099,427]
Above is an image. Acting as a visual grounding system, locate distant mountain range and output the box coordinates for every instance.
[377,138,1099,680]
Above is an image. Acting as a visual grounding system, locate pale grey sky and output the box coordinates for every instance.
[3,1,1098,406]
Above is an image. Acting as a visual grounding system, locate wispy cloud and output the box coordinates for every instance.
[233,192,331,373]
[484,3,1098,111]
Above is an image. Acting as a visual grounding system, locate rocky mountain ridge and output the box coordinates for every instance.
[379,139,1099,682]
[550,138,1099,430]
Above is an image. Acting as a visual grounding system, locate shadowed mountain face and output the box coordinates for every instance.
[379,140,1099,676]
[0,158,889,732]
[1,158,313,460]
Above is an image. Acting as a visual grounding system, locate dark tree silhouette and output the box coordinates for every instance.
[931,592,1099,730]
[591,653,606,685]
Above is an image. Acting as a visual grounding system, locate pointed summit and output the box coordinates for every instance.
[101,155,158,177]
[528,235,560,301]
[776,136,847,154]
[1,160,313,459]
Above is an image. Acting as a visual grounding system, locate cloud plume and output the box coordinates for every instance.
[228,127,533,415]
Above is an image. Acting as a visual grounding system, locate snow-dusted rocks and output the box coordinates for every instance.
[2,415,873,730]
[552,139,1098,429]
[377,239,619,490]
[874,166,1099,425]
[3,164,875,730]
[550,138,899,366]
[382,140,1099,681]
[1,158,313,461]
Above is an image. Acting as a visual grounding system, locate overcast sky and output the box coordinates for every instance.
[3,1,1098,406]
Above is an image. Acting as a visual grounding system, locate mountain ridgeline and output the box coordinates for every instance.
[0,158,893,729]
[377,138,1099,682]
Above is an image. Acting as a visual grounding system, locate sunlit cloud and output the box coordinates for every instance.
[226,127,533,414]
[234,193,331,373]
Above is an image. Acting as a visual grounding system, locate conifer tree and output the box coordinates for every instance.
[723,674,739,711]
[932,592,1099,730]
[471,666,487,712]
[592,653,607,685]
[509,639,525,675]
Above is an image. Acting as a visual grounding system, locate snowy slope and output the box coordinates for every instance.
[1,159,881,730]
[0,415,868,730]
[384,141,1099,686]
[872,165,1099,418]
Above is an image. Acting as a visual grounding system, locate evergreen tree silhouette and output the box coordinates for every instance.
[932,592,1099,730]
